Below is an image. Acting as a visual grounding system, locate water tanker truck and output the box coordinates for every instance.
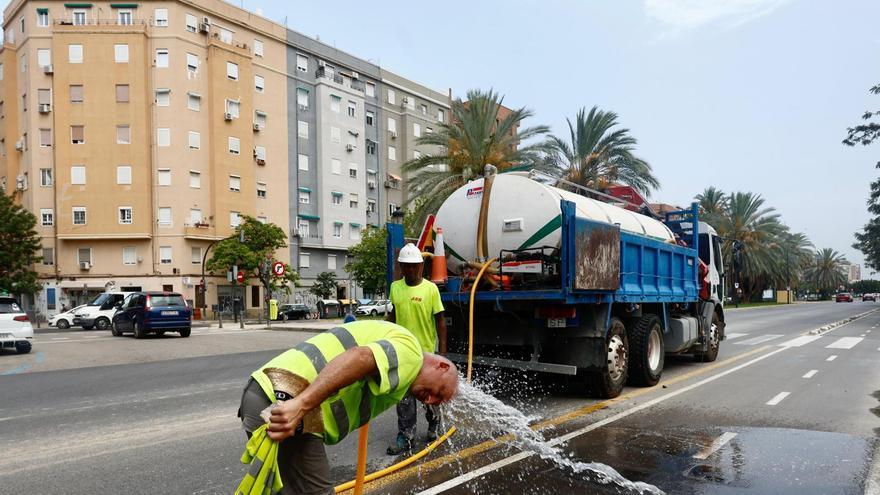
[386,171,727,398]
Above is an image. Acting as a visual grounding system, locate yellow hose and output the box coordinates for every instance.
[467,258,497,383]
[353,424,370,495]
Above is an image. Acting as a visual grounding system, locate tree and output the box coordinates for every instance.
[694,187,727,226]
[843,84,880,150]
[844,84,880,271]
[402,88,551,225]
[310,271,338,299]
[0,193,42,295]
[345,227,388,297]
[206,216,299,322]
[546,106,659,197]
[805,248,847,297]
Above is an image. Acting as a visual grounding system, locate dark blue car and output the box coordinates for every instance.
[111,292,192,338]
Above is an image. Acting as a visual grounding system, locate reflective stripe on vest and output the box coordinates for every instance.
[375,339,399,390]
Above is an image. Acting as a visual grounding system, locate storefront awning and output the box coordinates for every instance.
[298,186,312,193]
[298,214,319,221]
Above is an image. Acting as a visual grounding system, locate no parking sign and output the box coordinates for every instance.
[272,261,285,277]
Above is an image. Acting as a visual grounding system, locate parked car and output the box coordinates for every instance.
[74,292,134,330]
[276,304,312,321]
[0,296,33,354]
[49,305,86,329]
[835,292,854,303]
[355,300,393,316]
[111,292,192,338]
[863,293,876,302]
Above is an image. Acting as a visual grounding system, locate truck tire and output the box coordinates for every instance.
[694,311,721,362]
[627,315,664,387]
[587,318,628,399]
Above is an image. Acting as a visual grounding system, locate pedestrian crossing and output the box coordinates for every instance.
[726,332,873,351]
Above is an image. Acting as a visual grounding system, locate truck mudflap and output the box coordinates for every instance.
[445,352,578,376]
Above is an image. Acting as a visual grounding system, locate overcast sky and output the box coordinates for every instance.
[250,0,880,274]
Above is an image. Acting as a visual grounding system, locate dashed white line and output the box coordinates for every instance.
[861,334,867,338]
[766,392,790,406]
[826,337,863,349]
[779,335,822,347]
[724,332,748,340]
[802,370,818,379]
[49,337,69,341]
[827,355,838,361]
[693,432,738,459]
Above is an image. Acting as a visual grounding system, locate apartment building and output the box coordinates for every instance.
[0,0,450,317]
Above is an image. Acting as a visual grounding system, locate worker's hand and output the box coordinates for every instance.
[266,397,308,442]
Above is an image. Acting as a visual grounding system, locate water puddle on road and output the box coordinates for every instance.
[440,380,664,494]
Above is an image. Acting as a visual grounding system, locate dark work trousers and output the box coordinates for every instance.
[396,392,440,440]
[238,379,333,495]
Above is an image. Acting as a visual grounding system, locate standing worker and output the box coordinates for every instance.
[386,242,448,455]
[238,320,459,494]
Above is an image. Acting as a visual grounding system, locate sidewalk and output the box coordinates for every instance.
[193,317,345,333]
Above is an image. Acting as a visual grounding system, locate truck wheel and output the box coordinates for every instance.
[587,318,628,399]
[694,312,721,362]
[133,322,145,339]
[628,315,664,387]
[95,317,111,330]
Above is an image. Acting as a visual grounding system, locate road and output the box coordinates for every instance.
[0,302,878,494]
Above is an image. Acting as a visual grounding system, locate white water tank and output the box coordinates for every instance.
[434,174,675,273]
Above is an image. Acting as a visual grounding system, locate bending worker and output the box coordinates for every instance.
[386,243,448,455]
[238,320,459,494]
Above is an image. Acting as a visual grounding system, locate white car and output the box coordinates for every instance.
[355,300,393,316]
[0,296,34,354]
[73,292,133,330]
[49,305,85,329]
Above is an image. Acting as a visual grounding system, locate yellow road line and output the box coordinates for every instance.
[360,345,772,493]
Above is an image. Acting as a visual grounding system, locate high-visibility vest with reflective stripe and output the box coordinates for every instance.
[251,320,424,445]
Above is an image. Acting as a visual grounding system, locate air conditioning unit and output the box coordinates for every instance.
[79,261,91,270]
[38,103,51,113]
[253,123,262,132]
[402,97,409,104]
[15,175,26,191]
[368,180,376,189]
[390,131,397,140]
[199,22,210,33]
[224,112,233,121]
[14,139,24,151]
[351,72,359,79]
[256,158,266,166]
[202,16,211,25]
[43,65,53,74]
[345,144,355,152]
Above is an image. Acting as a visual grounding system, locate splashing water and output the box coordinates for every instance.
[440,379,664,495]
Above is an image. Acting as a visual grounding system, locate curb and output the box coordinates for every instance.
[807,308,880,335]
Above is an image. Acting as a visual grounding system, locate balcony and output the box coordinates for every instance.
[315,67,366,93]
[53,18,147,33]
[184,223,218,240]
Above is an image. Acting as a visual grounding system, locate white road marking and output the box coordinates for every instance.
[735,334,783,346]
[693,432,738,460]
[82,335,101,339]
[861,334,867,337]
[826,337,863,349]
[50,337,69,341]
[724,332,748,340]
[766,392,790,406]
[416,347,790,495]
[827,355,838,361]
[779,335,822,347]
[802,370,818,379]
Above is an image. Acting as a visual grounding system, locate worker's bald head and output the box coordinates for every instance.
[410,353,459,405]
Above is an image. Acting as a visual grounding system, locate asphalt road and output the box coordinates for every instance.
[1,302,878,494]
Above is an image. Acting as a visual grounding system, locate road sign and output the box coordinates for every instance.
[734,282,740,289]
[272,261,285,277]
[236,270,245,283]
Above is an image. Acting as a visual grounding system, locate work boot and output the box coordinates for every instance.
[386,433,413,455]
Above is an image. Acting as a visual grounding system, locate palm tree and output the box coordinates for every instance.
[806,248,847,296]
[694,187,727,225]
[769,230,815,291]
[402,89,551,222]
[546,106,659,197]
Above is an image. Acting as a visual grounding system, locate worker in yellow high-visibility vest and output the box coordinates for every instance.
[238,320,459,495]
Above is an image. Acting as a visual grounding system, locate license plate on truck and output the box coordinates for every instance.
[547,318,566,328]
[161,311,178,316]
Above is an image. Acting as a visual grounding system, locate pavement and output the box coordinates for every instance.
[1,301,879,494]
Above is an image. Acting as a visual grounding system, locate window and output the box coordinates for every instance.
[186,14,197,32]
[296,54,308,72]
[117,165,132,185]
[123,247,137,265]
[226,99,240,118]
[366,111,374,126]
[333,223,342,237]
[157,128,170,147]
[367,199,376,213]
[155,89,170,107]
[230,211,241,227]
[254,74,264,93]
[299,252,310,269]
[389,203,399,216]
[37,48,50,67]
[114,44,129,63]
[365,140,376,155]
[117,10,133,26]
[349,163,358,179]
[72,207,87,225]
[387,89,396,105]
[219,27,232,43]
[189,171,201,188]
[297,88,309,108]
[159,246,172,264]
[413,123,421,137]
[226,62,238,80]
[37,87,50,106]
[158,207,172,226]
[298,154,309,171]
[387,118,397,134]
[155,49,169,68]
[39,128,51,147]
[298,120,308,138]
[349,193,358,208]
[229,175,241,192]
[228,136,240,155]
[186,53,198,72]
[331,158,341,175]
[331,192,342,205]
[70,125,84,144]
[426,126,434,134]
[154,8,168,26]
[365,82,375,97]
[71,166,86,185]
[254,111,267,129]
[157,169,171,186]
[118,206,132,224]
[21,93,27,112]
[187,92,200,111]
[38,10,48,27]
[42,248,54,266]
[0,63,4,80]
[420,104,428,116]
[254,146,266,161]
[20,16,24,34]
[414,150,422,160]
[191,247,202,264]
[297,218,309,237]
[116,84,129,103]
[188,131,200,149]
[257,182,267,199]
[350,224,361,240]
[405,97,415,110]
[70,84,83,103]
[68,44,83,64]
[40,208,53,226]
[298,191,310,204]
[330,95,341,113]
[438,108,445,122]
[40,168,52,186]
[347,101,356,117]
[327,254,338,269]
[189,209,202,224]
[77,248,91,265]
[72,9,87,25]
[116,125,130,144]
[330,126,341,143]
[388,146,396,161]
[253,39,263,57]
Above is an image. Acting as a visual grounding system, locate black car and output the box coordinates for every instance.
[277,304,312,321]
[111,291,192,338]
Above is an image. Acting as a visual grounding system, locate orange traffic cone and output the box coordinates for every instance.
[431,227,448,285]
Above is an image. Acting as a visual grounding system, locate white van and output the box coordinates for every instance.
[72,292,134,330]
